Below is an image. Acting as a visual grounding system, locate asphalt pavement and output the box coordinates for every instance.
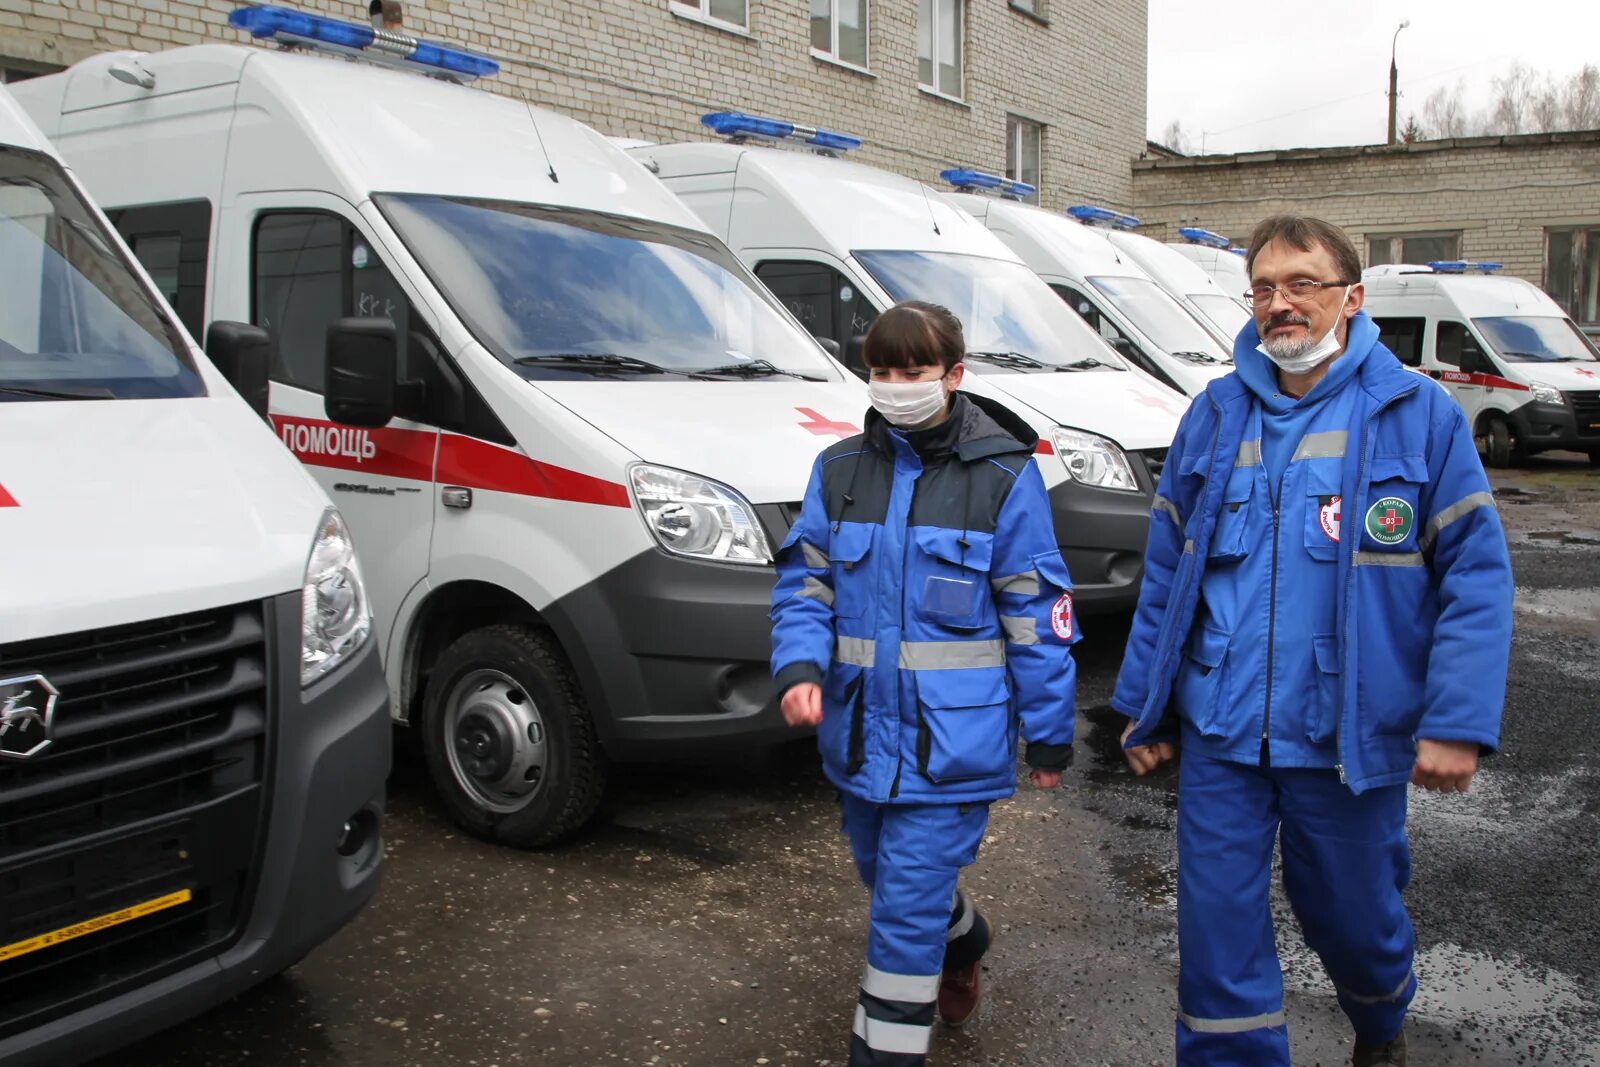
[88,456,1600,1067]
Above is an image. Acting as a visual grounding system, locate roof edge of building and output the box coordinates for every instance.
[1133,128,1600,170]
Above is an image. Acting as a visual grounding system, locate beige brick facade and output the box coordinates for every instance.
[0,0,1147,211]
[1131,132,1600,308]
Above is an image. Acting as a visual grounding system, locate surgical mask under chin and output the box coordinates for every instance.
[1257,287,1351,375]
[868,377,948,428]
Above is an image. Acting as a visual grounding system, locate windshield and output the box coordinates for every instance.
[1473,316,1599,364]
[0,147,199,401]
[377,195,838,381]
[1189,293,1251,345]
[854,250,1130,370]
[1088,275,1229,360]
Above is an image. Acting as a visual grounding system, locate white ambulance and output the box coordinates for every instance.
[13,7,868,849]
[1068,206,1251,350]
[1364,261,1600,467]
[629,116,1190,614]
[939,175,1232,396]
[0,84,386,1063]
[1167,226,1251,311]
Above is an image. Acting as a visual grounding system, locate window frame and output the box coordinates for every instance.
[1372,315,1426,368]
[1005,115,1043,204]
[755,258,880,377]
[106,199,213,342]
[810,0,871,73]
[1367,231,1462,268]
[669,0,750,34]
[917,0,966,101]
[1544,225,1600,326]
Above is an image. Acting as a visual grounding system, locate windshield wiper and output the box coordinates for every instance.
[1172,351,1229,364]
[1053,357,1121,372]
[966,350,1045,369]
[692,359,825,382]
[514,353,670,375]
[1498,351,1574,362]
[0,384,113,400]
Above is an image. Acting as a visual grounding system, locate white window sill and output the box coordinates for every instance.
[917,84,969,108]
[810,48,875,78]
[668,4,754,39]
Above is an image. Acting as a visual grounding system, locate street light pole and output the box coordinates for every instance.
[1388,19,1411,145]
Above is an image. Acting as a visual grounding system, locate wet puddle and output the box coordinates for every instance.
[1514,586,1600,627]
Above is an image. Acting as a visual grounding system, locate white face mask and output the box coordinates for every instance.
[1257,286,1351,375]
[868,377,949,428]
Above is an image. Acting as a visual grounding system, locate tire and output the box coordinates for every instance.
[1484,416,1513,469]
[1589,451,1600,468]
[420,624,606,848]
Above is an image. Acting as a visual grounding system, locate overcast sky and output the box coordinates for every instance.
[1147,0,1600,154]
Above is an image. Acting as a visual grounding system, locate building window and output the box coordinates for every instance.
[0,58,63,83]
[1368,232,1460,268]
[1006,116,1042,203]
[811,0,868,70]
[1545,226,1599,325]
[917,0,964,99]
[1009,0,1044,17]
[670,0,748,31]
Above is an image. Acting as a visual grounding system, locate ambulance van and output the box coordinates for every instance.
[13,7,867,849]
[1364,261,1600,467]
[1168,226,1251,311]
[630,116,1189,613]
[0,84,386,1064]
[941,176,1233,396]
[1068,207,1251,350]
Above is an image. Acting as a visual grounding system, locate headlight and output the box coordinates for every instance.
[630,464,772,565]
[1052,427,1140,492]
[301,508,372,686]
[1530,382,1565,406]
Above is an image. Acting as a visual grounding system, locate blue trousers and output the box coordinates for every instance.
[1176,750,1416,1066]
[839,795,991,1067]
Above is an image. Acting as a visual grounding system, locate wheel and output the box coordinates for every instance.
[1589,451,1600,468]
[1483,416,1513,469]
[420,624,606,848]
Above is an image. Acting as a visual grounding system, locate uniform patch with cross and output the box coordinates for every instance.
[1364,496,1414,545]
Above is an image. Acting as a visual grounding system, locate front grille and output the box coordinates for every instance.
[1135,447,1168,490]
[1566,390,1600,439]
[0,601,272,1040]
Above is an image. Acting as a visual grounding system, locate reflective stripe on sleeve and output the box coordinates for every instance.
[801,542,829,569]
[1000,615,1038,645]
[1291,429,1348,461]
[991,570,1040,597]
[798,576,834,606]
[1353,551,1424,568]
[1152,494,1183,527]
[1418,491,1496,551]
[1178,1009,1287,1034]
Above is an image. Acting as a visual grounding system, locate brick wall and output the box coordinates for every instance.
[0,0,1147,210]
[1131,132,1600,288]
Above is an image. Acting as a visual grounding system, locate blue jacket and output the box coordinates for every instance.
[1112,313,1514,793]
[771,393,1078,804]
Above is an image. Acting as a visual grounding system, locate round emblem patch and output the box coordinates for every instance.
[1050,593,1074,640]
[1364,496,1414,545]
[1318,495,1342,543]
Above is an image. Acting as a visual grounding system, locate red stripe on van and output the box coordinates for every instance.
[269,414,630,509]
[1435,370,1530,392]
[0,483,16,507]
[1035,439,1055,455]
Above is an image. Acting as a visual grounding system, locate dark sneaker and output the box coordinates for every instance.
[1352,1031,1407,1067]
[936,962,981,1027]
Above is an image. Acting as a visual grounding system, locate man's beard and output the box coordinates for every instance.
[1261,313,1315,361]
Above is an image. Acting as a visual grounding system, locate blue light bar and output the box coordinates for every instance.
[1228,247,1247,256]
[1067,204,1140,229]
[228,5,499,80]
[939,168,1037,200]
[1178,226,1231,249]
[700,111,862,152]
[1427,260,1503,274]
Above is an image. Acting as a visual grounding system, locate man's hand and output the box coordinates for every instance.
[1121,717,1175,776]
[780,682,823,728]
[1028,769,1062,789]
[1412,738,1479,793]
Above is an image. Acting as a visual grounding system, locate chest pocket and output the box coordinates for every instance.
[1358,455,1428,553]
[1303,464,1343,562]
[829,524,877,619]
[912,528,995,630]
[1209,466,1257,563]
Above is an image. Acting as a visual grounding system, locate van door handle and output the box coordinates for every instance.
[441,486,472,509]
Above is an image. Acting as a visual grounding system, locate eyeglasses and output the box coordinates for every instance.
[1243,279,1354,308]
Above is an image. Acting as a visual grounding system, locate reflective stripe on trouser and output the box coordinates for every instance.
[840,796,991,1067]
[1176,750,1414,1065]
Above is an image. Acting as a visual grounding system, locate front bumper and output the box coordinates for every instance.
[1508,398,1600,454]
[0,593,389,1067]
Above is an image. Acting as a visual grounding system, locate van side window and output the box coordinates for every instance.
[1436,320,1486,370]
[754,259,879,373]
[107,200,212,340]
[1052,283,1121,342]
[1373,316,1424,367]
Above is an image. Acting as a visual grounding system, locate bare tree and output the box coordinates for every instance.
[1159,119,1192,155]
[1563,64,1600,130]
[1422,82,1471,138]
[1487,62,1540,134]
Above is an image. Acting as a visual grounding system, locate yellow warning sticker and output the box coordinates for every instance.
[0,889,192,964]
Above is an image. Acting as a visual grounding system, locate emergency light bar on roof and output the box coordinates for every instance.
[1067,204,1140,230]
[228,4,499,81]
[701,111,862,152]
[1427,260,1504,274]
[1178,226,1231,249]
[939,168,1037,201]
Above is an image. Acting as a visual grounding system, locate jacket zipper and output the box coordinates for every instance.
[1262,484,1281,750]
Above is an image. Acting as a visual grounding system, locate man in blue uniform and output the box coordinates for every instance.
[1112,216,1513,1067]
[771,301,1077,1066]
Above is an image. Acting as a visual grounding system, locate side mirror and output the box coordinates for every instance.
[205,321,271,422]
[1460,346,1492,376]
[1107,336,1139,362]
[325,317,423,428]
[817,336,842,359]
